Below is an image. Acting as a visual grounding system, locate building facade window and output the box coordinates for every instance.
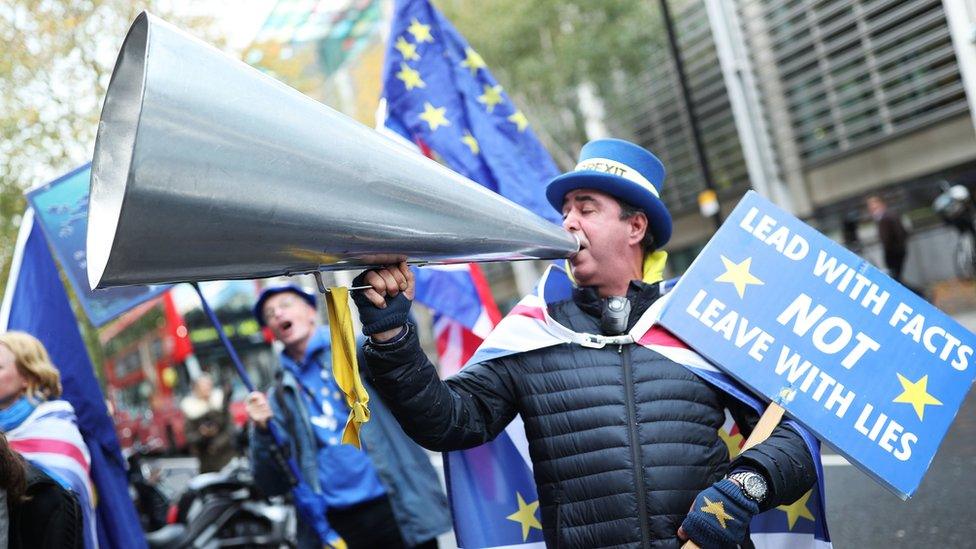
[746,0,967,165]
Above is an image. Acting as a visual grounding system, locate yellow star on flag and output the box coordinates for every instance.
[396,62,425,91]
[508,110,529,132]
[506,492,542,541]
[460,47,486,74]
[477,84,505,113]
[776,490,815,530]
[407,18,433,43]
[715,256,764,298]
[419,102,450,131]
[394,36,419,61]
[461,130,479,154]
[893,373,942,421]
[700,496,735,529]
[718,427,744,459]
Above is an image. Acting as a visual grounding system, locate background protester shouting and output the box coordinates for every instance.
[352,139,817,548]
[0,332,95,548]
[244,285,451,549]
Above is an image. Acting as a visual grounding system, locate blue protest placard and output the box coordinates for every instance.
[26,164,169,327]
[659,191,975,499]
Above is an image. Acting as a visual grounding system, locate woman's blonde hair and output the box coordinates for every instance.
[0,331,62,401]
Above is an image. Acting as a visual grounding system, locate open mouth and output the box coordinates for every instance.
[281,320,293,332]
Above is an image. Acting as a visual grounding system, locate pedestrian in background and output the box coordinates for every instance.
[0,332,92,548]
[866,194,910,283]
[181,373,235,473]
[244,285,451,549]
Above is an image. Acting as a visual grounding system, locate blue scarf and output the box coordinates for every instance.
[0,396,36,431]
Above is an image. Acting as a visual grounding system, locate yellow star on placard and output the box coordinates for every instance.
[478,84,504,113]
[460,47,486,74]
[394,36,419,61]
[418,102,450,131]
[508,110,529,132]
[461,130,479,154]
[777,490,815,530]
[396,62,425,91]
[701,496,735,529]
[715,255,764,298]
[407,18,433,43]
[506,492,542,541]
[893,373,943,421]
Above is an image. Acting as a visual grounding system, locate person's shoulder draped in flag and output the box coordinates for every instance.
[0,331,96,548]
[1,213,147,549]
[351,138,826,548]
[243,285,451,549]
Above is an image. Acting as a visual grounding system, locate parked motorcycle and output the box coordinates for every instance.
[126,444,171,532]
[145,457,295,548]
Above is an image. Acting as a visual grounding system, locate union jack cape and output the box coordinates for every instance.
[7,399,98,548]
[446,262,831,548]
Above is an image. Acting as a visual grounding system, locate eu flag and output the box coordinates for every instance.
[380,1,559,547]
[381,0,560,224]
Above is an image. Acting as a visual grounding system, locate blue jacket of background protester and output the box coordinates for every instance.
[248,327,452,549]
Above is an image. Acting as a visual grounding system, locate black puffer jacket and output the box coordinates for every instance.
[364,281,816,548]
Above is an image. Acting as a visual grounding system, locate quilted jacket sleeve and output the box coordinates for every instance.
[363,323,520,452]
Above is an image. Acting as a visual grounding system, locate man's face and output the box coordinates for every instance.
[561,188,645,291]
[262,292,318,350]
[193,376,213,399]
[866,197,885,218]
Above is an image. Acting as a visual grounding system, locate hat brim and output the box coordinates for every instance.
[546,171,672,247]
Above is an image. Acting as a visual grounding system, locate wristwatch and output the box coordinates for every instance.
[727,471,768,504]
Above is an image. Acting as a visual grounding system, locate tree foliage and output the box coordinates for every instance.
[0,0,224,297]
[1,1,225,377]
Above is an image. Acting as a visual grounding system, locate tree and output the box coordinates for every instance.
[0,1,226,377]
[0,0,225,297]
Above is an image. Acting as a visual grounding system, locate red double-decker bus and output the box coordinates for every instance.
[101,282,278,454]
[101,294,189,454]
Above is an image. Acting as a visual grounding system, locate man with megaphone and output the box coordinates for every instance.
[351,139,817,548]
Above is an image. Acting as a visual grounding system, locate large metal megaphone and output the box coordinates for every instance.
[87,12,578,290]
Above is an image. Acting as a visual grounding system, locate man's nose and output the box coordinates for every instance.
[562,213,579,232]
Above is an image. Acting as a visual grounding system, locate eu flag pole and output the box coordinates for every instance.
[1,209,147,549]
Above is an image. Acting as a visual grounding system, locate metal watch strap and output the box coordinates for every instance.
[728,471,768,503]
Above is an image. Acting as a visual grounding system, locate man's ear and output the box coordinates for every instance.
[629,212,648,246]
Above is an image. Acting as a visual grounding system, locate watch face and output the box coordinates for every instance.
[744,475,766,499]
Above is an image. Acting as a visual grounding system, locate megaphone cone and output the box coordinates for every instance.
[87,13,578,290]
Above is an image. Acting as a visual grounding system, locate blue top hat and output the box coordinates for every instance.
[546,138,671,247]
[253,284,317,326]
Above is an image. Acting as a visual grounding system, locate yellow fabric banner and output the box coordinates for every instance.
[324,287,370,449]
